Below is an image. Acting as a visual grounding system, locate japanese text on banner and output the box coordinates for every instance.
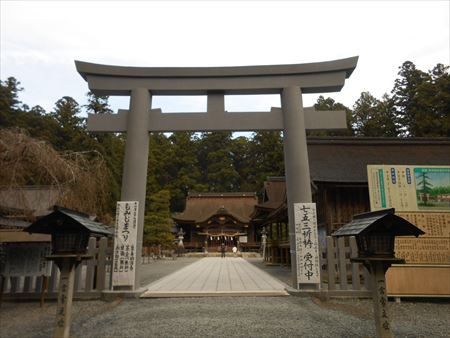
[294,203,321,284]
[112,201,138,287]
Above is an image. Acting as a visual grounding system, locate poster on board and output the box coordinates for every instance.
[367,165,450,212]
[112,201,138,287]
[294,203,321,284]
[0,243,52,277]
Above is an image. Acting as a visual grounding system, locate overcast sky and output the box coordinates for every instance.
[1,1,449,117]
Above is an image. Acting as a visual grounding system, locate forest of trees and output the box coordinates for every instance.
[1,61,449,247]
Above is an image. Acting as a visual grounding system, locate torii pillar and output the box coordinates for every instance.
[76,57,358,291]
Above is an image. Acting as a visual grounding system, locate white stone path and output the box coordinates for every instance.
[141,257,289,297]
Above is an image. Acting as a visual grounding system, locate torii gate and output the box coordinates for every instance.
[76,56,358,291]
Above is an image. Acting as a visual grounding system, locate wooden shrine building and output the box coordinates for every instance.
[251,137,450,265]
[172,193,258,252]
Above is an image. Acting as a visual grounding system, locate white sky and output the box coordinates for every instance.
[1,1,449,116]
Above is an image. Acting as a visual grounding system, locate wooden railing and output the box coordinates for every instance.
[321,236,371,296]
[264,236,371,295]
[1,237,112,300]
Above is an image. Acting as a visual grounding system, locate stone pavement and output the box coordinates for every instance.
[141,257,289,297]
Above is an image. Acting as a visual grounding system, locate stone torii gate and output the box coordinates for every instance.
[76,56,358,291]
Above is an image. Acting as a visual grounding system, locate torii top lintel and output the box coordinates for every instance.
[75,56,358,96]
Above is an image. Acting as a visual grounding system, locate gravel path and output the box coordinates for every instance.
[1,257,448,338]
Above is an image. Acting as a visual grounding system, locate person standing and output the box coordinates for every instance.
[220,243,226,258]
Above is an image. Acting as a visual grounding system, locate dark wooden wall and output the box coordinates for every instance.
[315,183,370,234]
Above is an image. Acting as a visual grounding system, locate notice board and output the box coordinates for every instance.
[294,203,321,285]
[367,165,450,296]
[395,212,449,265]
[367,165,450,212]
[0,242,52,277]
[112,201,139,287]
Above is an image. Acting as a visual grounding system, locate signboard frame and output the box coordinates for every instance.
[112,201,139,287]
[0,242,52,277]
[368,165,450,212]
[294,203,321,285]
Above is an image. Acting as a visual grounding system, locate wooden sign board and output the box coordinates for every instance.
[395,212,450,265]
[294,203,321,284]
[239,236,248,243]
[0,242,52,277]
[112,201,139,287]
[368,165,450,212]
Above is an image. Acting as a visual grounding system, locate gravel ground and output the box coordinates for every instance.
[1,257,449,338]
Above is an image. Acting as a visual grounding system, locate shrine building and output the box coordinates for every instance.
[251,137,450,265]
[172,137,449,261]
[172,192,258,252]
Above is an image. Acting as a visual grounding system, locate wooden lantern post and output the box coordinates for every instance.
[333,208,424,338]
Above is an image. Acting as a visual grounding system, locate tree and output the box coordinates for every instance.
[84,91,124,207]
[197,131,240,192]
[147,133,172,195]
[0,77,23,126]
[0,129,112,221]
[143,189,174,247]
[247,131,284,192]
[392,61,450,137]
[84,92,113,115]
[353,92,399,137]
[230,135,253,191]
[416,172,433,206]
[309,96,354,136]
[167,132,205,212]
[50,96,87,151]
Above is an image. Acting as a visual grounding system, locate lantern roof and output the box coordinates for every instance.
[332,208,425,238]
[24,206,112,237]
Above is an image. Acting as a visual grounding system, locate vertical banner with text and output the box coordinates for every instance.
[112,201,138,287]
[294,203,321,285]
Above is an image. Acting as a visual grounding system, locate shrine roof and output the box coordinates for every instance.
[173,193,257,224]
[332,208,424,237]
[253,137,449,215]
[254,178,286,211]
[307,137,450,183]
[25,206,112,237]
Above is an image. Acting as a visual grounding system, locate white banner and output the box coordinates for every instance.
[112,201,138,287]
[294,203,321,284]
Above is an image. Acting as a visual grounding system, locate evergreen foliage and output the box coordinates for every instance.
[353,92,399,137]
[309,96,354,136]
[392,62,450,137]
[143,189,174,247]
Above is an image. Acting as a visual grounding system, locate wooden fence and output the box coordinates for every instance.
[2,235,372,300]
[1,237,112,300]
[319,236,371,296]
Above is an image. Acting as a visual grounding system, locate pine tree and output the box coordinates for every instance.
[143,189,174,247]
[392,61,450,137]
[0,77,23,125]
[247,131,284,193]
[167,132,205,212]
[353,92,399,137]
[197,131,240,192]
[309,96,354,136]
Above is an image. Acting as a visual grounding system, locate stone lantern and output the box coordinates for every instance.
[332,208,424,338]
[25,206,111,338]
[261,227,268,261]
[177,227,185,257]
